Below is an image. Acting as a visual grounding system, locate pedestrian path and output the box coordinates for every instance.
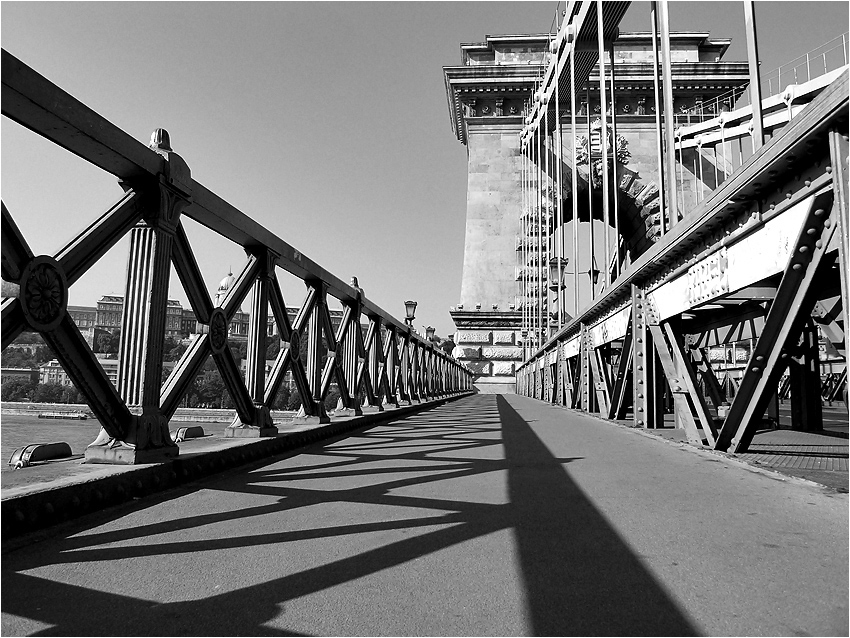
[2,394,847,636]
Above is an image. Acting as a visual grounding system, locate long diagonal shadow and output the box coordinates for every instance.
[2,395,698,636]
[497,395,698,636]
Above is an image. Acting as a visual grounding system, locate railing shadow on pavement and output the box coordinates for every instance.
[2,394,697,636]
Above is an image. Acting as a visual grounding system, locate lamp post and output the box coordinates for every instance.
[404,300,417,328]
[425,326,436,343]
[561,257,601,317]
[548,257,568,336]
[521,328,529,361]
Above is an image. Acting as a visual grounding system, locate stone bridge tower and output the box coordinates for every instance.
[444,35,550,393]
[444,32,745,393]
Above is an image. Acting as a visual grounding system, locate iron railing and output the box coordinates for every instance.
[1,49,473,464]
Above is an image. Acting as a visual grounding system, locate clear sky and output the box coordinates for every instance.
[2,1,847,338]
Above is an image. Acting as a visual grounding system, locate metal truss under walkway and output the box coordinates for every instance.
[2,394,846,636]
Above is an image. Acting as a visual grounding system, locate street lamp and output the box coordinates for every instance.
[404,300,417,327]
[562,257,601,287]
[425,326,436,342]
[548,257,568,292]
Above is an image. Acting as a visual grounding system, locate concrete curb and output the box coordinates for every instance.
[545,401,847,494]
[1,392,474,541]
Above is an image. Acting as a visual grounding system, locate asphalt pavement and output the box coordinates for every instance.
[2,394,847,636]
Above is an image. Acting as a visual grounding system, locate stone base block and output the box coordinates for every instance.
[291,414,331,426]
[473,376,517,394]
[360,403,385,413]
[331,407,362,418]
[84,444,179,465]
[224,425,278,438]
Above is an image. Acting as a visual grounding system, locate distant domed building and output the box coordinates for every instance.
[214,271,236,307]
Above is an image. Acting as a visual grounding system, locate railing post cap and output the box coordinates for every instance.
[149,128,172,152]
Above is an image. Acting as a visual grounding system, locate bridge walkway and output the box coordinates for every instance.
[2,394,847,636]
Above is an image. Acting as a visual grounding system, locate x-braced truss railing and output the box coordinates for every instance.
[517,69,848,454]
[0,49,472,464]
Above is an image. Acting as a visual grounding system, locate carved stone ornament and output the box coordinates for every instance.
[19,256,67,332]
[209,309,228,353]
[289,329,301,360]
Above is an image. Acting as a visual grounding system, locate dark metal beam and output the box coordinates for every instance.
[715,190,836,452]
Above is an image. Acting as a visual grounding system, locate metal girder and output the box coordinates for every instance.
[663,323,717,446]
[212,340,254,424]
[219,255,260,320]
[632,285,658,428]
[828,129,850,379]
[690,345,725,409]
[266,274,316,416]
[648,324,704,446]
[590,344,611,416]
[1,201,33,283]
[608,319,633,420]
[525,71,848,366]
[48,316,133,440]
[2,49,445,342]
[787,318,823,431]
[690,304,767,347]
[359,317,382,409]
[171,222,214,324]
[1,298,26,351]
[563,357,575,407]
[160,333,211,419]
[715,190,836,452]
[55,189,146,287]
[243,252,273,412]
[580,325,591,411]
[302,282,330,422]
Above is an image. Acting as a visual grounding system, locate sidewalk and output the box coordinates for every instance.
[1,394,473,539]
[635,404,848,491]
[2,394,846,637]
[2,396,846,541]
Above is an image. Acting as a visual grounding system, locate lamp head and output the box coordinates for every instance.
[404,300,417,321]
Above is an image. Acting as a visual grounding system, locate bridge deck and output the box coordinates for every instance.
[3,395,847,636]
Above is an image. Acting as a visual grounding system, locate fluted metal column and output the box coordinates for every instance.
[89,129,191,463]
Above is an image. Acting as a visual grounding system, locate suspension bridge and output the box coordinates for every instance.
[1,1,847,635]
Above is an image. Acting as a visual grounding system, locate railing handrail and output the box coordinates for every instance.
[518,67,849,371]
[2,48,472,463]
[676,64,848,145]
[0,48,433,341]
